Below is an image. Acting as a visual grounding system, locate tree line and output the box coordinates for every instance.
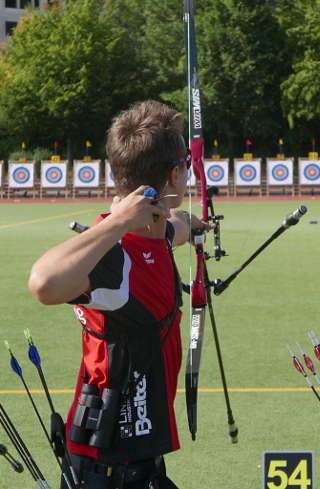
[0,0,318,160]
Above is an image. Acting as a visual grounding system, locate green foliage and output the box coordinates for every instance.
[0,0,319,157]
[0,0,120,145]
[8,149,33,161]
[31,146,52,162]
[194,0,292,155]
[281,1,320,133]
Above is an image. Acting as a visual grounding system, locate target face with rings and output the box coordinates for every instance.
[239,164,257,182]
[45,166,63,184]
[303,163,320,181]
[207,164,225,182]
[13,166,30,184]
[271,164,289,181]
[78,165,96,183]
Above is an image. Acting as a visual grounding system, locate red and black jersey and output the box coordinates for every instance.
[66,214,183,464]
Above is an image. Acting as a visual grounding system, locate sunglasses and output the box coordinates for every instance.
[170,148,192,170]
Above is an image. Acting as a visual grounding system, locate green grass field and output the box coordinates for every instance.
[0,198,319,489]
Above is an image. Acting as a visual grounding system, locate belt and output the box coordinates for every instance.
[83,455,164,484]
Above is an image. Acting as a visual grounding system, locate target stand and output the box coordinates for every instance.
[7,161,36,199]
[40,161,69,199]
[234,159,262,196]
[204,159,230,196]
[73,160,103,198]
[298,158,320,196]
[266,159,294,196]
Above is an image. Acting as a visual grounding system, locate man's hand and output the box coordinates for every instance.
[189,213,214,234]
[169,210,214,247]
[110,186,170,232]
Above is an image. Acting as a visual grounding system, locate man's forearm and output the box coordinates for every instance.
[168,209,190,246]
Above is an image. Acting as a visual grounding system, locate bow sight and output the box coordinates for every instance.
[205,185,226,261]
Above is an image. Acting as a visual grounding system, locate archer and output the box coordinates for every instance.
[28,100,209,489]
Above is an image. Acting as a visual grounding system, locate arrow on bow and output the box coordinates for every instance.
[183,0,238,443]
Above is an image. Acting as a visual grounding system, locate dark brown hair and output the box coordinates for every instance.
[106,100,185,194]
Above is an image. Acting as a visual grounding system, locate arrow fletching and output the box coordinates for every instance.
[308,331,320,360]
[304,355,316,374]
[10,356,23,378]
[293,356,305,375]
[28,345,41,369]
[287,345,306,376]
[5,341,23,378]
[24,329,41,369]
[296,341,316,374]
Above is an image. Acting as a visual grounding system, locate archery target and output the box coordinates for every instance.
[299,160,320,185]
[78,166,95,183]
[105,161,116,188]
[74,161,100,187]
[13,166,30,184]
[267,159,293,186]
[46,166,63,183]
[205,160,228,186]
[240,164,256,181]
[41,162,67,188]
[9,162,34,188]
[235,160,261,186]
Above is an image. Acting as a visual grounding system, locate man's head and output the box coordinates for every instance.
[106,100,187,196]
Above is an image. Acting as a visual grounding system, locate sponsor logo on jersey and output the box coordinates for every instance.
[142,252,155,264]
[74,307,87,326]
[133,371,152,436]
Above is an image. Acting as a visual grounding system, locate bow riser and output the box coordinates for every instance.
[192,235,207,308]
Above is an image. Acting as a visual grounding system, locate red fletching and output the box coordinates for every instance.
[304,354,315,374]
[293,356,305,375]
[245,139,252,147]
[314,345,320,360]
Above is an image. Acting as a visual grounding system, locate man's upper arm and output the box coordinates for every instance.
[69,243,130,311]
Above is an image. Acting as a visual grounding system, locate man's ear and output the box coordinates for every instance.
[167,166,180,188]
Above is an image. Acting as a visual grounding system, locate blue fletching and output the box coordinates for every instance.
[10,355,22,377]
[28,344,41,368]
[143,187,158,198]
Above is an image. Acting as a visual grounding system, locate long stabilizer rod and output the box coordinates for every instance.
[214,206,307,295]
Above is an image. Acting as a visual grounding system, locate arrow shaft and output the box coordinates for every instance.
[0,404,45,482]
